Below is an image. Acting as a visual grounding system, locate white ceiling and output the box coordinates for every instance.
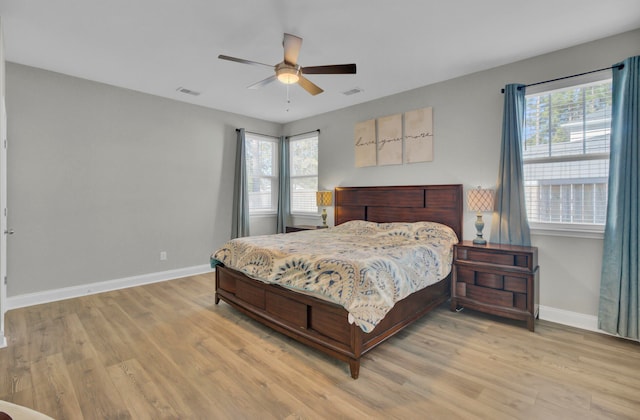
[1,1,639,124]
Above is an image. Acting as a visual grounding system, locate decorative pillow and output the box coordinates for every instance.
[332,220,458,244]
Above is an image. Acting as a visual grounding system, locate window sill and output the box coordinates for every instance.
[530,224,604,240]
[290,212,320,217]
[249,212,277,218]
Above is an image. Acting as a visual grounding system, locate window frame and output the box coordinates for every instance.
[288,132,319,215]
[245,133,279,215]
[523,73,612,238]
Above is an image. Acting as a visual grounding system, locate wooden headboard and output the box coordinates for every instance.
[334,184,463,241]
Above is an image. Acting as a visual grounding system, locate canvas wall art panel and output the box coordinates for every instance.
[377,114,403,165]
[404,107,433,163]
[354,119,377,167]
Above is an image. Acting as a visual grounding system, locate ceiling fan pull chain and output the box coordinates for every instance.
[285,85,291,112]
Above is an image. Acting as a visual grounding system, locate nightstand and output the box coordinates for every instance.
[451,241,539,331]
[285,225,328,233]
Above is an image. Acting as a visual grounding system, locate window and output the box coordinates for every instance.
[245,133,278,213]
[523,78,612,231]
[289,132,319,213]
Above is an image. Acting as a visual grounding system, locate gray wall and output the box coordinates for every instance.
[6,63,280,296]
[283,29,640,318]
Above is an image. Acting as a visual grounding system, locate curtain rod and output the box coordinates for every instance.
[500,63,624,93]
[286,129,320,139]
[234,129,278,139]
[235,128,320,138]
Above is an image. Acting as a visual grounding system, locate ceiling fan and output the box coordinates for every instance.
[218,33,356,96]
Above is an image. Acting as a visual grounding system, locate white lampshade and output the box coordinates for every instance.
[467,187,495,213]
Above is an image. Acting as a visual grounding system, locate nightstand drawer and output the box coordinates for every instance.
[504,276,527,293]
[457,268,476,284]
[476,272,503,289]
[465,284,514,307]
[461,248,515,266]
[456,245,536,271]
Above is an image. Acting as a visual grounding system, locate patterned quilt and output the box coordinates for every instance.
[211,220,458,332]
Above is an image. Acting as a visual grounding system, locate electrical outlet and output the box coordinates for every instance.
[160,251,167,261]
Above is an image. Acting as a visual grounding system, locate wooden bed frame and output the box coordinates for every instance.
[214,184,463,378]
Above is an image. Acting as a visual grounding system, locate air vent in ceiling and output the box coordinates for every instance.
[176,87,201,96]
[342,87,363,96]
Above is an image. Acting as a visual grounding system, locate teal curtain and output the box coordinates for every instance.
[598,56,640,339]
[276,136,290,233]
[231,128,250,238]
[490,84,531,246]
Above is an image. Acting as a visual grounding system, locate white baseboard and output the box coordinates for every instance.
[539,305,640,342]
[6,264,213,311]
[539,305,600,332]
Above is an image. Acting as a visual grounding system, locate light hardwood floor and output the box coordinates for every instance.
[1,272,639,419]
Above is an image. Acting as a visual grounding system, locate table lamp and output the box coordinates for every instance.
[316,190,333,227]
[467,186,495,245]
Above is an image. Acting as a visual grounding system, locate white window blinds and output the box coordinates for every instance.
[523,78,612,226]
[289,132,319,213]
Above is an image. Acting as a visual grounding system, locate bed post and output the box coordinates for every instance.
[349,359,360,379]
[214,269,220,304]
[350,324,363,379]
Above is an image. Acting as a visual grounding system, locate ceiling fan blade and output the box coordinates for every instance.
[218,54,274,69]
[283,33,302,66]
[297,75,324,96]
[248,75,278,89]
[301,64,357,75]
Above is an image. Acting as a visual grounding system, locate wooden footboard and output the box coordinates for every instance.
[214,264,451,379]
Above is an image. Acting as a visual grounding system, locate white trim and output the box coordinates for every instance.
[250,212,277,218]
[539,305,599,331]
[289,131,319,141]
[6,264,213,311]
[290,210,321,217]
[531,225,604,240]
[539,305,639,342]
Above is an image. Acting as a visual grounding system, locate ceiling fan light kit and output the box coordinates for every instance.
[275,63,300,84]
[218,33,356,96]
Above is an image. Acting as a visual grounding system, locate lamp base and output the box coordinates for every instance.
[321,208,328,227]
[473,214,487,245]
